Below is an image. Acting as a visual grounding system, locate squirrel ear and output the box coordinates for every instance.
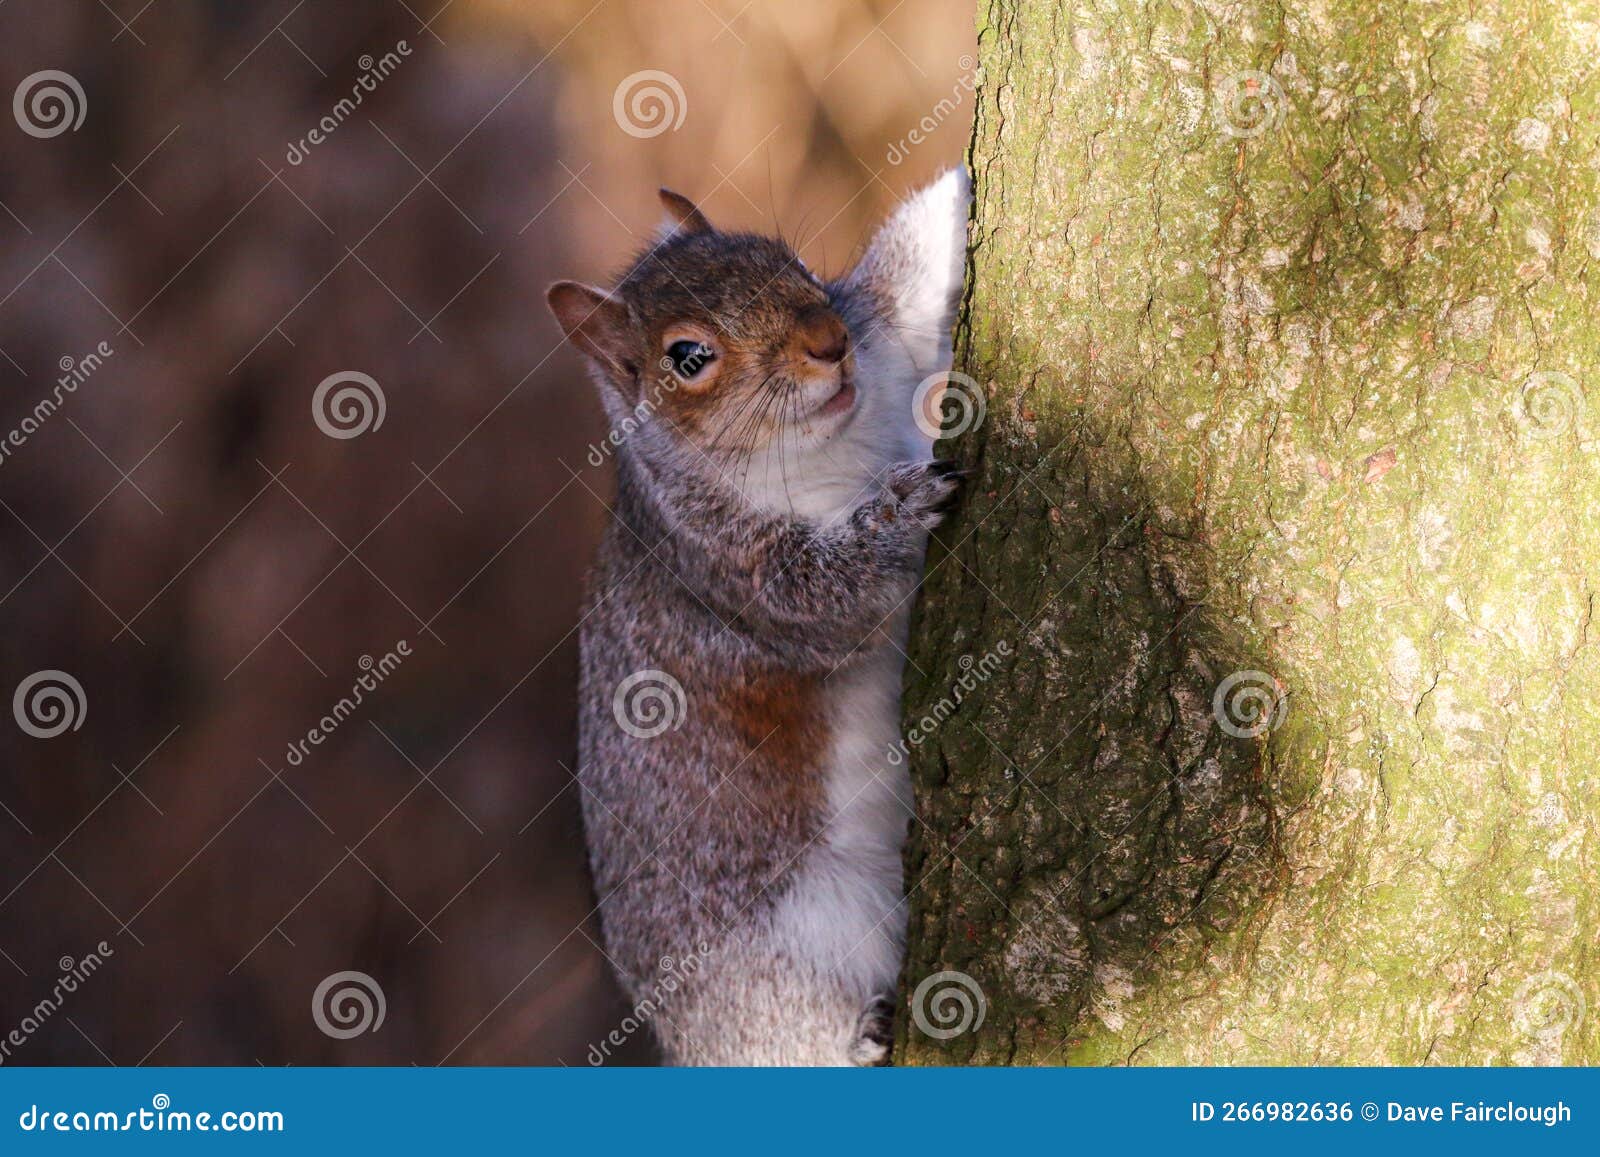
[841,167,971,371]
[546,281,635,379]
[658,188,713,237]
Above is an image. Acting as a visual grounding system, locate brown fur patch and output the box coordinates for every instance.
[707,667,829,821]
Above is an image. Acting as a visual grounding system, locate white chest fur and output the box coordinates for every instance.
[765,627,915,1002]
[738,166,970,1006]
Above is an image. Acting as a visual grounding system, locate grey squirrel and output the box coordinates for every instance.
[546,168,971,1065]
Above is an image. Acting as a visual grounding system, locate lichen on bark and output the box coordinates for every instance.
[896,0,1600,1065]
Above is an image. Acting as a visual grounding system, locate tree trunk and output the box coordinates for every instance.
[895,0,1600,1065]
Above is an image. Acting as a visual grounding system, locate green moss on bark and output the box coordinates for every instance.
[897,0,1600,1065]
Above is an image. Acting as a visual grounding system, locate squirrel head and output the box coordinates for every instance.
[548,190,858,455]
[548,170,970,517]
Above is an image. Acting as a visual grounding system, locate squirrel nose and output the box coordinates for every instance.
[797,306,848,365]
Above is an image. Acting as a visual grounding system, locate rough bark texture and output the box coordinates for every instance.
[896,0,1600,1065]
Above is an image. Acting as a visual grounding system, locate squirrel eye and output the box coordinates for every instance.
[664,339,716,380]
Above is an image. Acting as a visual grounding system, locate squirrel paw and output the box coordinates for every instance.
[848,995,895,1067]
[875,459,964,531]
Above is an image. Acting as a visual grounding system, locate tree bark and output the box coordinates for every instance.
[895,0,1600,1065]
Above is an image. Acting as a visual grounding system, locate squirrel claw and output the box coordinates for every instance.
[849,995,895,1067]
[879,459,966,530]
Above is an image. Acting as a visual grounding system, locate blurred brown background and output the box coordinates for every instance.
[0,0,971,1064]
